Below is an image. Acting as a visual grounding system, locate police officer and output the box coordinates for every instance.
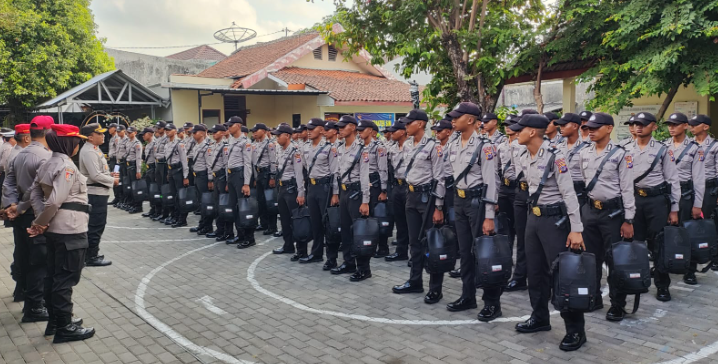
[206,124,232,241]
[544,112,563,145]
[182,122,197,188]
[27,124,95,343]
[0,127,15,187]
[108,123,120,205]
[79,123,116,267]
[271,124,306,258]
[510,114,587,351]
[432,118,457,265]
[324,121,340,146]
[330,116,371,280]
[114,125,129,209]
[385,120,410,262]
[124,127,143,214]
[189,125,212,234]
[251,123,278,236]
[301,118,338,263]
[141,127,158,218]
[392,109,446,301]
[665,112,705,285]
[357,120,389,261]
[225,116,255,245]
[625,112,680,302]
[164,123,190,227]
[443,103,501,320]
[496,115,518,265]
[578,111,592,143]
[152,121,170,221]
[690,115,718,273]
[578,113,636,318]
[554,113,591,206]
[618,116,637,147]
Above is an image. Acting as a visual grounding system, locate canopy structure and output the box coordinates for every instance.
[36,70,167,123]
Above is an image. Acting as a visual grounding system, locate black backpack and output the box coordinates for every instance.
[424,226,458,274]
[200,192,215,217]
[551,249,598,312]
[178,186,199,213]
[324,206,342,245]
[606,240,651,313]
[149,182,161,204]
[473,234,513,288]
[131,179,148,202]
[373,201,394,238]
[682,219,718,266]
[655,226,691,274]
[352,217,380,257]
[217,193,233,222]
[237,196,259,229]
[161,184,174,207]
[291,206,312,244]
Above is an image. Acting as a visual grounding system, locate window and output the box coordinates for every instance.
[292,114,301,128]
[224,95,247,123]
[202,110,221,125]
[313,47,322,60]
[328,45,338,62]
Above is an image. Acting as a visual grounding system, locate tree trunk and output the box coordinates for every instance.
[442,33,477,103]
[533,58,545,113]
[656,84,680,121]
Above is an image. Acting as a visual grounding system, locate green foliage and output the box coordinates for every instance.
[131,116,155,131]
[0,0,115,123]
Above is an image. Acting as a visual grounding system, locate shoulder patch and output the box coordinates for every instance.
[668,149,675,162]
[246,143,252,151]
[625,155,633,169]
[483,146,494,160]
[362,152,370,163]
[436,145,443,158]
[378,147,386,157]
[65,168,75,181]
[331,147,337,157]
[555,158,568,174]
[698,150,705,161]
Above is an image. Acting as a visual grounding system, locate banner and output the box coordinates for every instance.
[324,113,341,122]
[355,113,395,128]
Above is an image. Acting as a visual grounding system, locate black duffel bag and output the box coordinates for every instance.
[131,179,149,202]
[682,219,718,267]
[237,195,259,229]
[178,186,199,213]
[218,193,233,222]
[265,187,279,215]
[606,240,651,313]
[292,206,312,244]
[425,225,458,274]
[324,206,342,245]
[200,192,216,217]
[655,225,691,274]
[551,249,597,312]
[352,217,380,257]
[149,182,161,204]
[373,201,394,238]
[473,234,513,288]
[161,184,174,207]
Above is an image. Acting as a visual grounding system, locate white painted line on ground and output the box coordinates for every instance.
[196,295,227,316]
[107,225,175,230]
[105,238,209,244]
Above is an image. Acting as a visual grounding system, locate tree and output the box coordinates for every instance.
[317,0,544,113]
[0,0,114,123]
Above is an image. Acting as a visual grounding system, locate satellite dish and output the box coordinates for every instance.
[214,22,257,50]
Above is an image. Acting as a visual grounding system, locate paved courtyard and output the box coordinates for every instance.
[1,206,718,364]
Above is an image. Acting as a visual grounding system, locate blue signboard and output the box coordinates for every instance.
[355,113,395,129]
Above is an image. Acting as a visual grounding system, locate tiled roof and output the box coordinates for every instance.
[270,67,413,103]
[197,33,321,79]
[166,45,227,62]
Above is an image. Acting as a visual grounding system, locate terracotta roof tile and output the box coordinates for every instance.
[197,33,320,79]
[270,67,412,103]
[166,45,227,62]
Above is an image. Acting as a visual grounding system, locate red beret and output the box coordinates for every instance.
[30,115,55,130]
[15,124,30,134]
[51,124,86,139]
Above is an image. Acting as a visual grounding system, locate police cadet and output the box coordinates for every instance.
[188,124,213,234]
[324,121,340,146]
[618,116,637,147]
[496,115,518,264]
[206,124,232,241]
[271,124,306,258]
[0,127,15,187]
[225,116,255,245]
[554,112,591,206]
[443,103,501,320]
[5,116,54,323]
[301,118,338,264]
[578,111,593,143]
[543,112,563,146]
[79,123,116,267]
[108,123,120,205]
[578,113,636,319]
[298,124,309,145]
[124,127,143,214]
[27,124,95,343]
[164,123,190,227]
[250,123,278,236]
[625,112,680,302]
[392,109,446,301]
[330,115,371,279]
[510,114,587,352]
[666,112,706,285]
[385,120,410,262]
[141,127,158,218]
[152,121,170,221]
[432,118,455,227]
[357,119,390,260]
[182,122,197,188]
[114,125,129,209]
[689,115,718,273]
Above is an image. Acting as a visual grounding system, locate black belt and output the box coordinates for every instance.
[393,178,406,186]
[341,181,361,191]
[589,196,622,211]
[518,181,529,191]
[635,184,666,197]
[193,170,209,177]
[60,202,91,214]
[118,159,127,164]
[680,181,693,192]
[529,202,564,217]
[168,163,182,170]
[212,169,226,179]
[408,183,432,193]
[87,183,110,189]
[255,166,270,174]
[279,178,297,187]
[456,186,484,199]
[502,177,516,188]
[156,158,167,164]
[228,167,243,174]
[309,176,332,185]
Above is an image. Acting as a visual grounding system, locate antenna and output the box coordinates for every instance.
[213,22,258,50]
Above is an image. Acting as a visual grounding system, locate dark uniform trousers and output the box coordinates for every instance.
[255,169,277,231]
[13,212,47,309]
[307,180,330,258]
[145,165,158,214]
[698,180,718,272]
[678,183,701,274]
[156,161,170,217]
[87,194,109,258]
[455,191,502,304]
[581,204,623,305]
[118,160,128,203]
[212,171,230,235]
[406,189,443,292]
[498,184,516,244]
[444,178,457,256]
[277,182,299,252]
[228,168,253,242]
[44,232,87,328]
[390,182,409,256]
[574,181,587,207]
[633,193,670,290]
[195,171,212,231]
[110,157,120,202]
[511,187,529,283]
[127,164,142,210]
[337,184,362,268]
[169,166,187,223]
[525,213,584,334]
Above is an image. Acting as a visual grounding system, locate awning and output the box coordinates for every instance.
[157,82,329,96]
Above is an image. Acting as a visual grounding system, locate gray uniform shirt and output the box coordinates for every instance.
[276,143,306,198]
[389,141,407,180]
[625,138,681,212]
[510,139,528,182]
[669,138,705,208]
[79,142,114,196]
[521,141,583,232]
[2,145,24,207]
[208,140,229,182]
[304,141,339,194]
[14,142,52,213]
[125,137,142,171]
[696,135,718,180]
[227,134,253,183]
[404,135,445,207]
[497,138,516,182]
[0,142,13,174]
[154,135,168,162]
[144,138,157,165]
[30,153,89,234]
[336,138,370,203]
[108,134,118,158]
[362,139,389,192]
[191,138,211,173]
[117,136,129,161]
[252,138,276,173]
[579,142,636,219]
[448,132,497,218]
[164,137,189,179]
[556,138,591,182]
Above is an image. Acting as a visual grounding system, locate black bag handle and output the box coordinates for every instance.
[585,146,623,193]
[634,144,667,184]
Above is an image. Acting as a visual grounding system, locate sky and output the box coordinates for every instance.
[90,0,344,57]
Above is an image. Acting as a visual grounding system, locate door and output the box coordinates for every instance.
[224,95,247,123]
